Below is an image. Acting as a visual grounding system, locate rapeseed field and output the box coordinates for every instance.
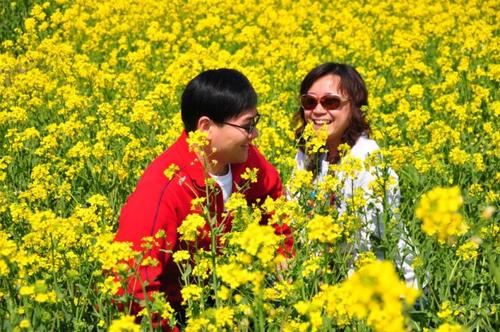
[0,0,498,330]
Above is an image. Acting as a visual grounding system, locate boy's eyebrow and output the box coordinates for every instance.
[240,113,258,122]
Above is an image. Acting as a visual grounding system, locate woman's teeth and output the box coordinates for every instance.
[313,119,332,125]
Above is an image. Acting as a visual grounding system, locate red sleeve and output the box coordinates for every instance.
[114,179,188,311]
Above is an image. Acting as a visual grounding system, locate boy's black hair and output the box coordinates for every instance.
[181,69,257,132]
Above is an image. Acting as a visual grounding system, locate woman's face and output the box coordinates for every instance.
[302,74,352,146]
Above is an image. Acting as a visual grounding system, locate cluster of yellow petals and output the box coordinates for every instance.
[416,187,468,244]
[294,261,419,332]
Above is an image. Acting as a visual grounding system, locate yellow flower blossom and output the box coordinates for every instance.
[178,214,206,242]
[96,240,139,272]
[416,187,468,244]
[302,123,328,154]
[140,256,159,267]
[436,323,466,332]
[19,319,30,329]
[181,284,203,304]
[214,306,234,328]
[456,240,480,261]
[173,250,191,263]
[217,262,263,289]
[224,192,248,213]
[301,256,321,278]
[109,315,140,332]
[302,261,419,331]
[19,286,35,297]
[241,167,259,183]
[190,196,206,210]
[354,251,377,269]
[307,214,343,244]
[99,276,120,295]
[187,130,209,154]
[229,223,281,265]
[288,169,314,195]
[192,256,211,279]
[185,317,212,332]
[448,147,468,166]
[164,163,180,180]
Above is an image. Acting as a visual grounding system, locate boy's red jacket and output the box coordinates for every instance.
[114,131,293,311]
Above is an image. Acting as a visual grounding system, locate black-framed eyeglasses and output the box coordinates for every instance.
[220,113,261,134]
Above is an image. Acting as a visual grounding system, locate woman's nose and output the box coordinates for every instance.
[312,103,327,114]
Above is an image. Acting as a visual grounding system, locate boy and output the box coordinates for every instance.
[115,69,292,321]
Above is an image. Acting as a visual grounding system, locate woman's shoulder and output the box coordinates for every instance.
[294,149,306,169]
[350,135,380,160]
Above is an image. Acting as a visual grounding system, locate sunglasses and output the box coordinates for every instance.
[300,94,349,111]
[221,113,261,134]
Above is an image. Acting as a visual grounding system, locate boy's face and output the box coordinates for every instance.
[207,108,259,173]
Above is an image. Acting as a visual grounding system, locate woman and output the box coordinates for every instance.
[293,62,416,286]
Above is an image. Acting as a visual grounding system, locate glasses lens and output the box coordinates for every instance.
[252,113,260,126]
[320,95,342,110]
[247,114,260,133]
[300,95,318,110]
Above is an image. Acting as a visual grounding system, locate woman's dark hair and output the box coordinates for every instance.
[293,63,371,174]
[181,68,257,132]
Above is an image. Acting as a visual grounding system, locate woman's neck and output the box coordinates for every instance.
[326,136,341,162]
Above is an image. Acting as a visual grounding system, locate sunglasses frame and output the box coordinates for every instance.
[220,113,261,134]
[300,93,349,111]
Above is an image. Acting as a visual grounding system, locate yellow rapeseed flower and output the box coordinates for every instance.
[185,317,211,332]
[241,167,259,183]
[435,322,466,332]
[302,123,328,154]
[99,276,120,295]
[172,250,191,263]
[224,192,247,213]
[438,301,453,320]
[163,163,180,180]
[108,315,140,332]
[287,169,313,196]
[19,319,30,329]
[178,214,206,242]
[307,214,343,244]
[181,284,203,304]
[416,186,468,244]
[217,262,262,289]
[214,306,234,328]
[456,240,480,261]
[186,130,209,154]
[229,223,281,266]
[341,261,419,332]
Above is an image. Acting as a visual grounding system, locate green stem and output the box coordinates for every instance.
[209,217,220,307]
[445,258,460,299]
[205,183,220,308]
[257,285,265,332]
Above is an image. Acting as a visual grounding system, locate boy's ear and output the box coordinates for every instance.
[196,116,212,134]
